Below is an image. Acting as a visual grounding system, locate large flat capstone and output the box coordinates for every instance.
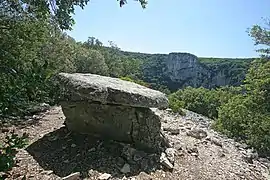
[57,73,169,152]
[57,73,168,109]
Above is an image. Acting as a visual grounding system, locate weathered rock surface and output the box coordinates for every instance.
[57,73,168,109]
[57,73,169,152]
[165,53,248,89]
[61,102,162,152]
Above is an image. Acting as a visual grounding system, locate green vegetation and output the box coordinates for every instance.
[168,86,241,119]
[1,0,269,173]
[120,77,150,87]
[0,0,146,116]
[169,19,270,156]
[0,132,28,178]
[2,0,147,30]
[0,1,146,176]
[169,59,270,156]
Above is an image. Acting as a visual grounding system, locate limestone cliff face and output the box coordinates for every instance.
[159,52,249,90]
[165,53,209,89]
[122,51,251,91]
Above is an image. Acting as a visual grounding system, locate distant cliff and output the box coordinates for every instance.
[121,51,254,92]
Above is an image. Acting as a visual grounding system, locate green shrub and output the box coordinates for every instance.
[214,60,270,156]
[215,95,270,156]
[169,87,219,118]
[168,86,242,119]
[0,132,28,178]
[168,94,185,115]
[120,76,150,88]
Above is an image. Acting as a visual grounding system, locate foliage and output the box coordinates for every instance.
[168,94,185,115]
[216,20,270,156]
[244,59,270,111]
[0,4,56,115]
[120,76,150,87]
[1,0,149,116]
[121,51,253,91]
[170,59,270,155]
[168,86,239,119]
[248,19,270,58]
[75,48,109,75]
[5,0,147,30]
[0,132,28,177]
[216,94,270,156]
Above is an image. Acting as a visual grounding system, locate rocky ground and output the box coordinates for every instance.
[0,106,270,180]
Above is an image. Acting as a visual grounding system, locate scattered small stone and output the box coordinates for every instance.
[137,172,153,180]
[211,137,223,147]
[42,170,53,175]
[217,149,226,157]
[63,160,69,163]
[1,128,9,133]
[97,142,103,149]
[133,150,146,161]
[71,144,76,148]
[163,127,180,135]
[165,148,176,164]
[120,163,131,174]
[243,149,259,164]
[160,132,172,148]
[186,146,198,154]
[62,172,80,180]
[98,173,112,180]
[174,142,184,150]
[116,157,125,167]
[88,147,96,152]
[88,169,95,177]
[235,142,248,149]
[160,152,174,170]
[122,145,136,161]
[186,128,207,139]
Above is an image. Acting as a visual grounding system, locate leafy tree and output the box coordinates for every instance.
[75,48,109,75]
[244,60,270,111]
[82,36,103,50]
[168,87,230,119]
[248,19,270,58]
[7,0,147,30]
[215,18,270,156]
[0,2,53,115]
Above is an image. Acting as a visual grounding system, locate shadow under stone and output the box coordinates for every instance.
[26,126,162,178]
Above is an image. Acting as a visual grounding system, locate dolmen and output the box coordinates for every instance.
[56,73,169,152]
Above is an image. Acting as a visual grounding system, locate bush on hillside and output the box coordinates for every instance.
[169,87,226,118]
[215,95,270,156]
[215,60,270,156]
[168,85,243,119]
[120,76,150,87]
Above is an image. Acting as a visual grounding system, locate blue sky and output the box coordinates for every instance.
[66,0,270,58]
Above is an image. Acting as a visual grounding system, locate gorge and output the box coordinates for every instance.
[121,51,254,92]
